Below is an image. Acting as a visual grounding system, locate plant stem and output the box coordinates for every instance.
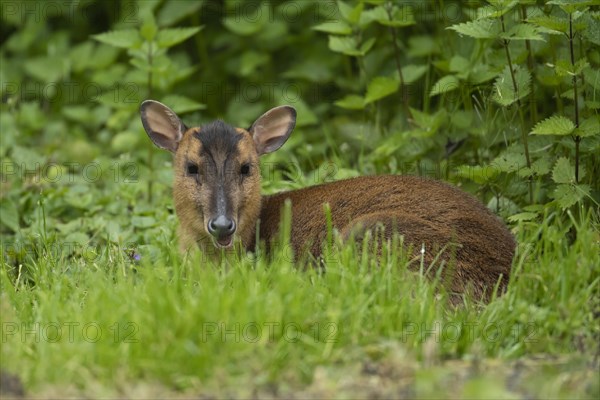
[500,14,533,203]
[147,42,154,203]
[520,5,538,123]
[385,3,413,124]
[423,54,431,113]
[568,12,581,183]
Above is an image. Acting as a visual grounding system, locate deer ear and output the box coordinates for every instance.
[250,106,296,156]
[140,100,187,153]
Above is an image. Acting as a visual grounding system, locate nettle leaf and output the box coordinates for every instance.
[96,85,141,110]
[407,36,439,57]
[585,100,600,110]
[450,110,474,129]
[410,108,448,133]
[491,151,527,173]
[572,59,590,75]
[92,29,140,48]
[449,55,470,75]
[360,38,376,54]
[130,53,169,74]
[528,15,569,34]
[560,88,575,100]
[223,3,269,36]
[547,0,594,14]
[362,4,415,27]
[312,21,352,35]
[387,6,417,27]
[515,66,532,98]
[64,232,90,247]
[66,185,93,209]
[373,138,404,158]
[283,60,332,83]
[156,27,202,48]
[531,157,552,176]
[364,76,400,104]
[328,35,358,55]
[553,59,590,77]
[469,64,498,84]
[551,157,586,184]
[573,9,591,21]
[576,116,600,137]
[447,19,500,39]
[63,106,95,124]
[537,69,562,87]
[500,23,545,41]
[507,212,539,223]
[548,60,572,77]
[582,12,600,45]
[360,5,388,25]
[553,184,591,210]
[140,14,158,42]
[492,66,531,106]
[455,165,499,184]
[132,216,157,228]
[0,197,19,232]
[238,51,269,77]
[400,64,428,84]
[69,42,95,73]
[328,36,374,56]
[430,75,460,97]
[157,0,204,26]
[334,94,365,110]
[11,146,46,172]
[479,0,519,18]
[518,156,552,178]
[530,115,575,136]
[584,68,600,91]
[338,0,364,24]
[24,56,64,83]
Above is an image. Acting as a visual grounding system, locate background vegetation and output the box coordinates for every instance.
[1,0,599,398]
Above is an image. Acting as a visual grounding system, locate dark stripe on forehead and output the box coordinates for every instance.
[194,120,242,159]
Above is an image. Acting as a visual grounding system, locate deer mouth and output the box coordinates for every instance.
[213,234,234,249]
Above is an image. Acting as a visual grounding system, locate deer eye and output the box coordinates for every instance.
[240,163,251,176]
[186,163,199,176]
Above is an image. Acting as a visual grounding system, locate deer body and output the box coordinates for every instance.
[141,101,515,302]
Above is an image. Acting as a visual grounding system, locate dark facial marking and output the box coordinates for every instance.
[194,120,242,163]
[194,120,244,220]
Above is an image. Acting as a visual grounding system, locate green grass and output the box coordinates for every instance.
[1,205,598,399]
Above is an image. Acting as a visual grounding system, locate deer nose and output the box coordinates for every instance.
[208,216,236,238]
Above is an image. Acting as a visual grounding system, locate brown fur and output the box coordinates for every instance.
[256,175,515,302]
[140,101,515,303]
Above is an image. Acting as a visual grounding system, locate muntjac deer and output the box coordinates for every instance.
[140,100,515,303]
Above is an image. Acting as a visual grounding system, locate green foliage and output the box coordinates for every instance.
[1,0,599,396]
[531,115,576,136]
[364,76,399,104]
[92,29,141,48]
[444,0,598,210]
[448,19,501,39]
[492,65,531,106]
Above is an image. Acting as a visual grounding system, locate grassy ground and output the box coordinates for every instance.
[1,202,599,398]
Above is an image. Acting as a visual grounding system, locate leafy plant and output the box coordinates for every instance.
[92,9,203,202]
[443,0,598,214]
